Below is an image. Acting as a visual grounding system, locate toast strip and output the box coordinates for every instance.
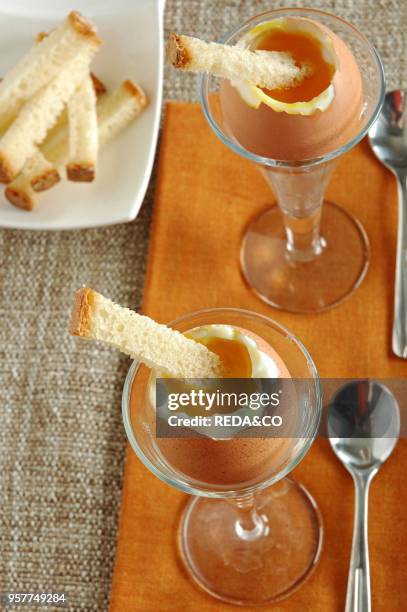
[5,80,148,209]
[90,73,107,97]
[5,178,38,212]
[97,80,147,146]
[35,31,107,97]
[66,76,98,182]
[0,71,106,140]
[22,72,107,191]
[70,288,223,378]
[0,36,101,183]
[23,152,61,192]
[167,33,307,89]
[0,11,101,131]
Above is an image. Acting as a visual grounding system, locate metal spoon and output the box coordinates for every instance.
[328,380,400,612]
[368,90,407,358]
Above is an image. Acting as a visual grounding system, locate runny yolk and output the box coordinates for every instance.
[200,337,253,378]
[257,30,335,103]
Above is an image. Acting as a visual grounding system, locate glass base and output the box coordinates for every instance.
[179,479,323,606]
[240,202,369,313]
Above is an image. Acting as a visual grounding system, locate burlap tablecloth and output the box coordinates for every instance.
[0,1,405,610]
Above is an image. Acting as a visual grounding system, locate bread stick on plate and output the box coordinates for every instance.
[0,34,101,183]
[23,153,60,192]
[97,80,147,146]
[0,12,101,133]
[35,30,107,98]
[5,80,148,210]
[9,67,108,194]
[67,75,98,182]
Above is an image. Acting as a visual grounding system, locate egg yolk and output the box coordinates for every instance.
[199,337,253,378]
[257,30,335,103]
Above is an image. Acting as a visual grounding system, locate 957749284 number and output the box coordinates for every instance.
[1,593,67,607]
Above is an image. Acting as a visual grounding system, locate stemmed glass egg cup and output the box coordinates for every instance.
[201,8,385,313]
[123,308,322,606]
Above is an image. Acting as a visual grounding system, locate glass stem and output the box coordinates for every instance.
[283,208,323,261]
[232,493,269,542]
[261,160,337,263]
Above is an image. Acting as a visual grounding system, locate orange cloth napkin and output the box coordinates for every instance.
[110,102,407,611]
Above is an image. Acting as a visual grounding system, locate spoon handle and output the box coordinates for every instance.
[393,173,407,358]
[345,470,374,612]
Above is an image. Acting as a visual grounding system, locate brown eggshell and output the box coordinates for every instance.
[219,19,363,160]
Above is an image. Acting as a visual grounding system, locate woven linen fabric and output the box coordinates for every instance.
[0,1,405,611]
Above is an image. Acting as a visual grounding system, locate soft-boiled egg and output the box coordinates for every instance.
[234,18,338,116]
[220,17,364,160]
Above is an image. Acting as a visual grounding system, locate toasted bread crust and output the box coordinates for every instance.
[69,288,95,337]
[5,186,34,210]
[36,31,48,43]
[31,168,61,192]
[123,80,148,107]
[0,153,15,183]
[167,33,190,68]
[68,11,102,45]
[66,163,95,182]
[90,73,107,97]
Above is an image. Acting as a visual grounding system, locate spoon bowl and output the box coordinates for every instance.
[328,380,400,470]
[369,90,407,172]
[328,380,400,612]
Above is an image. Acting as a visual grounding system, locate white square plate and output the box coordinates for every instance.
[0,0,164,230]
